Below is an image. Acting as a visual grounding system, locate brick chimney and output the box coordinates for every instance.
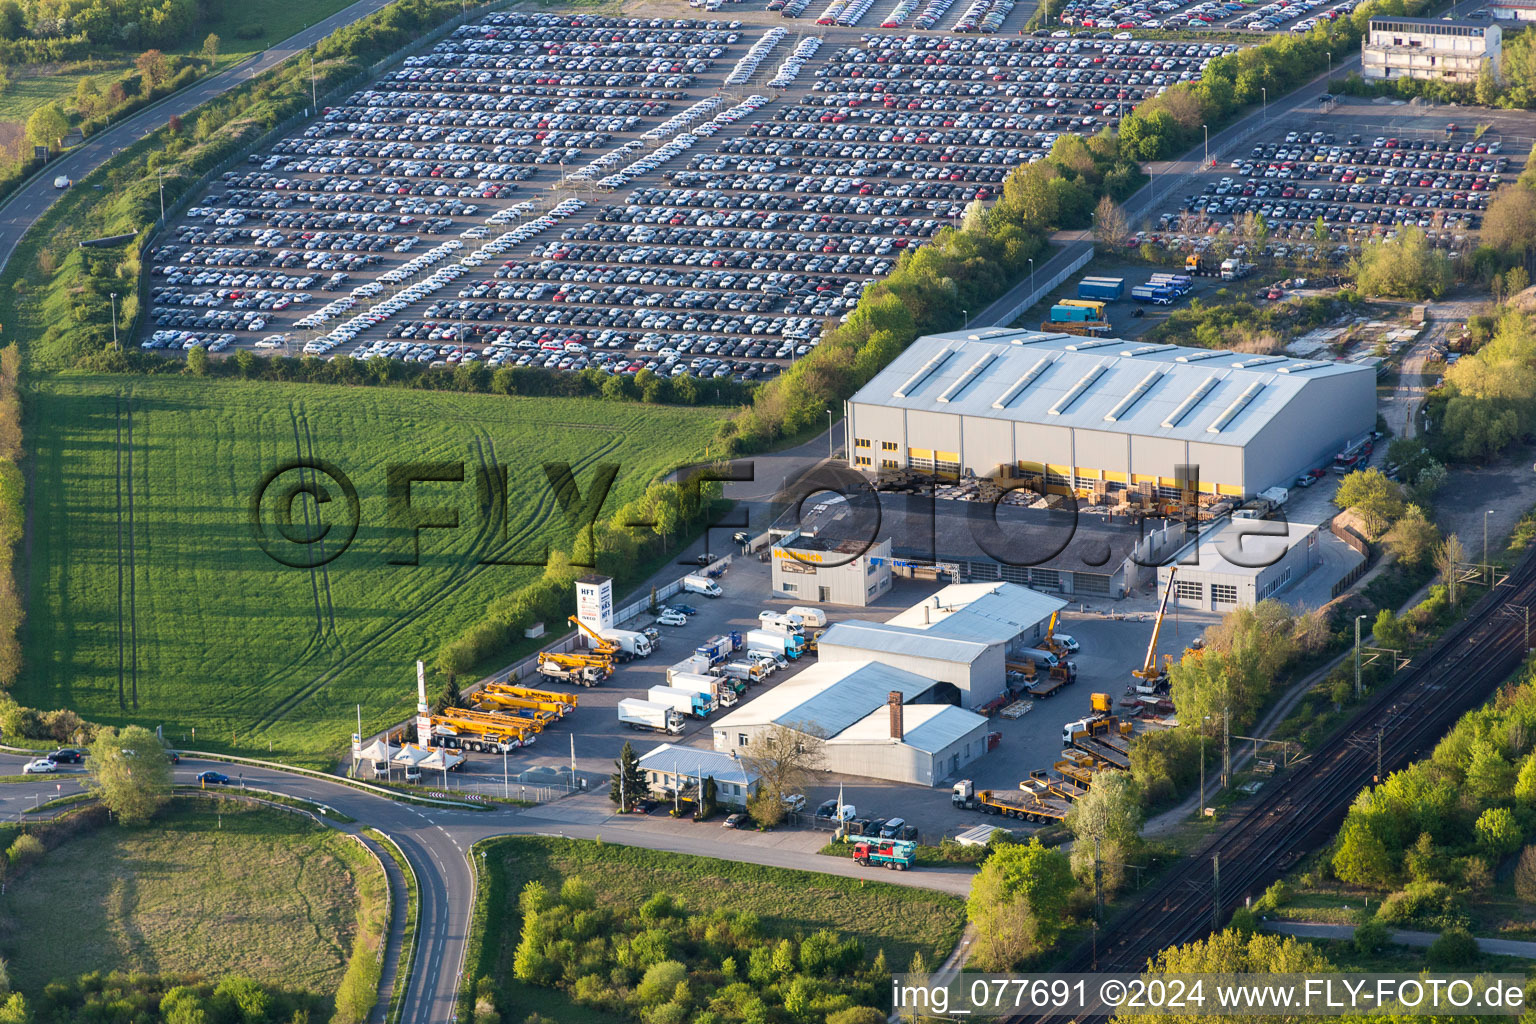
[888,691,904,742]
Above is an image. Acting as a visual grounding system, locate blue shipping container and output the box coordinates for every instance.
[1050,304,1095,322]
[1077,277,1125,300]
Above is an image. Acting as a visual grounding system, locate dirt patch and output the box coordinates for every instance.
[0,122,24,162]
[1436,445,1536,559]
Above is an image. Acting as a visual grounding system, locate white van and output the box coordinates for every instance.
[53,175,71,189]
[682,574,722,598]
[1020,647,1059,669]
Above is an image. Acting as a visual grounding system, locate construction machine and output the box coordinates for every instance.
[1132,567,1177,688]
[485,683,578,712]
[567,615,626,663]
[537,651,611,686]
[476,683,575,719]
[427,706,540,753]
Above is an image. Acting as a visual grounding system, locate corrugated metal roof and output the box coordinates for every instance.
[817,620,992,662]
[886,582,1066,643]
[638,743,758,786]
[709,661,934,736]
[849,332,1373,446]
[1160,518,1321,580]
[830,703,989,753]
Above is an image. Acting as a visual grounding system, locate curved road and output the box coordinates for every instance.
[0,752,974,1023]
[0,0,409,277]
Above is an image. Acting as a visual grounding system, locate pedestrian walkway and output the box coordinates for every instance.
[1262,921,1536,959]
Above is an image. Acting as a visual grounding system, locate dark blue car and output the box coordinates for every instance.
[196,770,231,785]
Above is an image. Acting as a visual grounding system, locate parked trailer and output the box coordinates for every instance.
[1050,303,1096,322]
[618,698,684,734]
[1042,320,1111,337]
[1063,720,1132,770]
[1147,273,1192,293]
[784,606,828,628]
[1076,276,1125,301]
[951,779,1069,822]
[648,684,714,718]
[1131,284,1177,305]
[1029,767,1087,802]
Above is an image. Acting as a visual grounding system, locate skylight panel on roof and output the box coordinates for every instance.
[1208,380,1265,433]
[1231,355,1285,369]
[1276,361,1328,374]
[893,347,955,398]
[1064,338,1120,351]
[1119,344,1177,357]
[1161,374,1220,428]
[992,356,1054,409]
[1105,369,1164,422]
[937,353,997,403]
[1048,363,1107,417]
[1174,350,1226,363]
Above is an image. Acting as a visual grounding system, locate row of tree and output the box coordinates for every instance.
[119,344,753,408]
[0,970,321,1024]
[511,877,887,1024]
[0,0,220,54]
[1430,308,1536,461]
[0,346,19,688]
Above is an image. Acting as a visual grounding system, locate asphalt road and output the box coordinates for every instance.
[0,750,973,1023]
[0,0,409,279]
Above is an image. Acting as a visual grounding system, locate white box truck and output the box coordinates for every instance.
[682,573,722,598]
[600,628,653,658]
[648,684,714,718]
[747,628,806,659]
[667,657,715,683]
[785,606,827,628]
[618,698,684,734]
[670,671,739,708]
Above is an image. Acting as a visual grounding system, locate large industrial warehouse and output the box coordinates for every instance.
[844,329,1377,499]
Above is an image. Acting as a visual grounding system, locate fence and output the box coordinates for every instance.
[973,242,1095,327]
[1327,515,1372,598]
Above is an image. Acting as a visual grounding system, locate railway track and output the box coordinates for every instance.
[1027,549,1536,1022]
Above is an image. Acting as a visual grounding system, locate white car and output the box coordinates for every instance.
[23,758,57,774]
[781,793,806,812]
[1052,634,1081,653]
[657,610,688,627]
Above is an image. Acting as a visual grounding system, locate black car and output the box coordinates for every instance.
[723,812,751,829]
[196,770,231,785]
[48,748,83,764]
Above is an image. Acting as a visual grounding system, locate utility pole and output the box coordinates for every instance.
[1354,613,1366,699]
[1222,707,1230,789]
[1375,729,1382,785]
[1211,854,1221,931]
[1092,837,1102,969]
[110,292,119,348]
[158,168,164,223]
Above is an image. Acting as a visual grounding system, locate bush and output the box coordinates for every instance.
[1354,919,1390,955]
[5,834,42,867]
[1513,845,1536,902]
[234,22,262,39]
[1426,927,1479,968]
[1375,881,1464,930]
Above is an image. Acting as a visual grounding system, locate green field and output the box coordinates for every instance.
[0,801,383,994]
[17,376,720,762]
[471,838,967,1022]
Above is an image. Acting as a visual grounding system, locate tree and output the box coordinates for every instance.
[1386,507,1440,568]
[185,344,209,376]
[1117,930,1334,1024]
[1474,806,1521,857]
[610,740,646,811]
[1475,58,1499,107]
[966,837,1074,967]
[24,103,68,150]
[1514,845,1536,902]
[432,676,462,714]
[136,50,171,90]
[202,33,221,60]
[739,723,824,825]
[1350,227,1453,300]
[87,725,171,825]
[168,113,183,135]
[1433,534,1467,607]
[1332,819,1394,887]
[1065,772,1143,897]
[1516,752,1536,808]
[1093,195,1128,248]
[1464,739,1515,804]
[1332,468,1405,537]
[1483,185,1536,268]
[1427,926,1478,968]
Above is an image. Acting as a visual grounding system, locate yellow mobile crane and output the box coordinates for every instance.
[568,615,625,662]
[480,682,578,714]
[476,684,574,721]
[427,706,541,754]
[1133,567,1177,687]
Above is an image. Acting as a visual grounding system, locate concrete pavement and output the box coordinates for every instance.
[1262,920,1536,959]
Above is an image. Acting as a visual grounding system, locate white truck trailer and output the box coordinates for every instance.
[618,698,684,734]
[600,628,653,658]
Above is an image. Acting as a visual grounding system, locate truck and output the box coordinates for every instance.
[648,684,714,718]
[1147,273,1192,293]
[1042,319,1111,337]
[747,628,806,660]
[1131,284,1178,305]
[951,779,1068,822]
[1077,276,1125,301]
[1049,303,1096,322]
[537,659,607,687]
[1186,254,1218,276]
[852,839,916,870]
[1220,258,1255,281]
[599,628,653,658]
[695,633,741,666]
[618,698,685,734]
[785,606,828,628]
[682,573,723,598]
[721,660,767,684]
[1233,486,1288,520]
[1024,662,1076,698]
[668,656,715,682]
[669,671,739,708]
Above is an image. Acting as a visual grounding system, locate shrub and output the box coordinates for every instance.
[1514,845,1536,903]
[1427,927,1479,968]
[5,834,42,867]
[1375,881,1464,930]
[234,22,262,38]
[1354,919,1390,955]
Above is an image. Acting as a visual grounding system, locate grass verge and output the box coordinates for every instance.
[365,828,420,1024]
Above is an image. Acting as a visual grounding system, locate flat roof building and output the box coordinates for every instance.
[637,744,762,808]
[1156,518,1326,610]
[1487,1,1536,22]
[769,499,893,606]
[845,329,1376,501]
[1362,17,1501,83]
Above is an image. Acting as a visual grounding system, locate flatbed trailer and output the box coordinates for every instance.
[1052,758,1099,789]
[1029,768,1087,802]
[953,779,1069,822]
[1068,729,1131,770]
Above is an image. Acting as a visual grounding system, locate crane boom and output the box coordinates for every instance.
[568,615,621,657]
[1135,567,1177,681]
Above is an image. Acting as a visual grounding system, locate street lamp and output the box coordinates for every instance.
[1028,257,1036,299]
[962,308,969,328]
[1354,613,1367,699]
[157,168,164,223]
[1485,509,1494,585]
[1326,51,1332,89]
[1202,124,1209,168]
[109,292,119,349]
[1261,87,1267,123]
[826,408,834,461]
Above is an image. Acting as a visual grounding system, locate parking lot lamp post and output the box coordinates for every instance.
[1029,257,1035,299]
[962,308,969,328]
[1261,87,1267,123]
[1199,714,1211,816]
[1202,124,1209,168]
[1326,51,1332,89]
[1485,509,1494,585]
[110,292,118,349]
[826,409,833,460]
[503,746,508,801]
[1354,613,1366,699]
[157,169,164,223]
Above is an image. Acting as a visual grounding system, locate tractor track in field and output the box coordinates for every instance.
[113,392,140,712]
[244,429,628,734]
